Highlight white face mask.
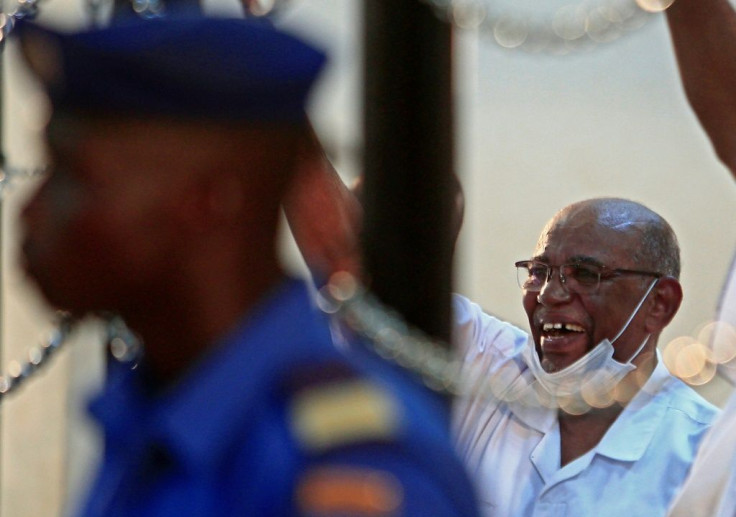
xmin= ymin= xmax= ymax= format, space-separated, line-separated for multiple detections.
xmin=518 ymin=277 xmax=659 ymax=410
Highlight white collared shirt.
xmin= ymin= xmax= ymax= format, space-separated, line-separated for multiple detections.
xmin=452 ymin=295 xmax=719 ymax=517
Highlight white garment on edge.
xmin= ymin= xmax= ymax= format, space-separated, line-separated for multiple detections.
xmin=451 ymin=294 xmax=720 ymax=517
xmin=668 ymin=253 xmax=736 ymax=517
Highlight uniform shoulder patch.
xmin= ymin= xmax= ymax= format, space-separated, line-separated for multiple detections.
xmin=296 ymin=466 xmax=404 ymax=516
xmin=286 ymin=363 xmax=400 ymax=453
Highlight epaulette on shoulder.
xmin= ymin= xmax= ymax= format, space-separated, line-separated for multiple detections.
xmin=285 ymin=361 xmax=401 ymax=454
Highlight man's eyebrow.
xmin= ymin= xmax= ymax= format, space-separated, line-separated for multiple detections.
xmin=529 ymin=254 xmax=604 ymax=266
xmin=567 ymin=255 xmax=604 ymax=267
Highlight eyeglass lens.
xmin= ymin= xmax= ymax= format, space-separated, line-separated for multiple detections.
xmin=517 ymin=263 xmax=601 ymax=294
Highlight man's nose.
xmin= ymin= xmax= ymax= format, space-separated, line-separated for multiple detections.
xmin=536 ymin=267 xmax=571 ymax=305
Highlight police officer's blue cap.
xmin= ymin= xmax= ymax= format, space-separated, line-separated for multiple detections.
xmin=15 ymin=16 xmax=326 ymax=122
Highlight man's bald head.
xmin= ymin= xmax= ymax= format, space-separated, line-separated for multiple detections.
xmin=541 ymin=198 xmax=681 ymax=279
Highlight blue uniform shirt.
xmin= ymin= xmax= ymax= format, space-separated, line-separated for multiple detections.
xmin=78 ymin=279 xmax=479 ymax=516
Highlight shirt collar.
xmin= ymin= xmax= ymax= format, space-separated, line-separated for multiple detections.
xmin=90 ymin=278 xmax=332 ymax=474
xmin=508 ymin=351 xmax=673 ymax=453
xmin=594 ymin=352 xmax=671 ymax=461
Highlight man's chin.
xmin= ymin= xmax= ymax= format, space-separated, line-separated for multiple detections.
xmin=541 ymin=354 xmax=580 ymax=373
xmin=541 ymin=358 xmax=563 ymax=373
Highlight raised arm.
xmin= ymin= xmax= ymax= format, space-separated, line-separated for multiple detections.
xmin=665 ymin=0 xmax=736 ymax=174
xmin=283 ymin=128 xmax=363 ymax=282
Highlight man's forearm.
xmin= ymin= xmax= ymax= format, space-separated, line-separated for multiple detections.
xmin=283 ymin=131 xmax=362 ymax=280
xmin=666 ymin=0 xmax=736 ymax=174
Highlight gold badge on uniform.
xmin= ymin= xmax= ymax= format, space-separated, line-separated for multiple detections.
xmin=289 ymin=380 xmax=399 ymax=452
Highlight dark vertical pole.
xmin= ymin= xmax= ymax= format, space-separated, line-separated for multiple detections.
xmin=361 ymin=2 xmax=455 ymax=345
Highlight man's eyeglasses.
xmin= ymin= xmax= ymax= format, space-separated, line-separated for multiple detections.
xmin=514 ymin=260 xmax=662 ymax=295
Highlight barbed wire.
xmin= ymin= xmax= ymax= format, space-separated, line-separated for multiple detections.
xmin=0 ymin=162 xmax=47 ymax=197
xmin=0 ymin=313 xmax=74 ymax=400
xmin=317 ymin=272 xmax=464 ymax=395
xmin=423 ymin=0 xmax=671 ymax=55
xmin=0 ymin=0 xmax=670 ymax=56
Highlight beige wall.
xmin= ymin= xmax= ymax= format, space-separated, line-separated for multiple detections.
xmin=0 ymin=0 xmax=734 ymax=515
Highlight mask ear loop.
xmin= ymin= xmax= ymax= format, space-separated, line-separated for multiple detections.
xmin=609 ymin=277 xmax=659 ymax=358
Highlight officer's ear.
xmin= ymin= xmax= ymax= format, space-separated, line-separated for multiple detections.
xmin=644 ymin=276 xmax=682 ymax=332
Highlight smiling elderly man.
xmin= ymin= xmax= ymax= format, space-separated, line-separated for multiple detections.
xmin=287 ymin=147 xmax=720 ymax=516
xmin=453 ymin=197 xmax=719 ymax=516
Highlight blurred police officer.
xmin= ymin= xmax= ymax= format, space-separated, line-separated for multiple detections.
xmin=15 ymin=15 xmax=479 ymax=517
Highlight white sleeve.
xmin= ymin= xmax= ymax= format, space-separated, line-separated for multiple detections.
xmin=451 ymin=294 xmax=528 ymax=363
xmin=451 ymin=294 xmax=529 ymax=443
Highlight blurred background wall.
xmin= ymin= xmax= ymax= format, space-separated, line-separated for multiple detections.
xmin=0 ymin=0 xmax=734 ymax=515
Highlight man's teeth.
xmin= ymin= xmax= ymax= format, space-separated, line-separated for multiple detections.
xmin=542 ymin=322 xmax=584 ymax=332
